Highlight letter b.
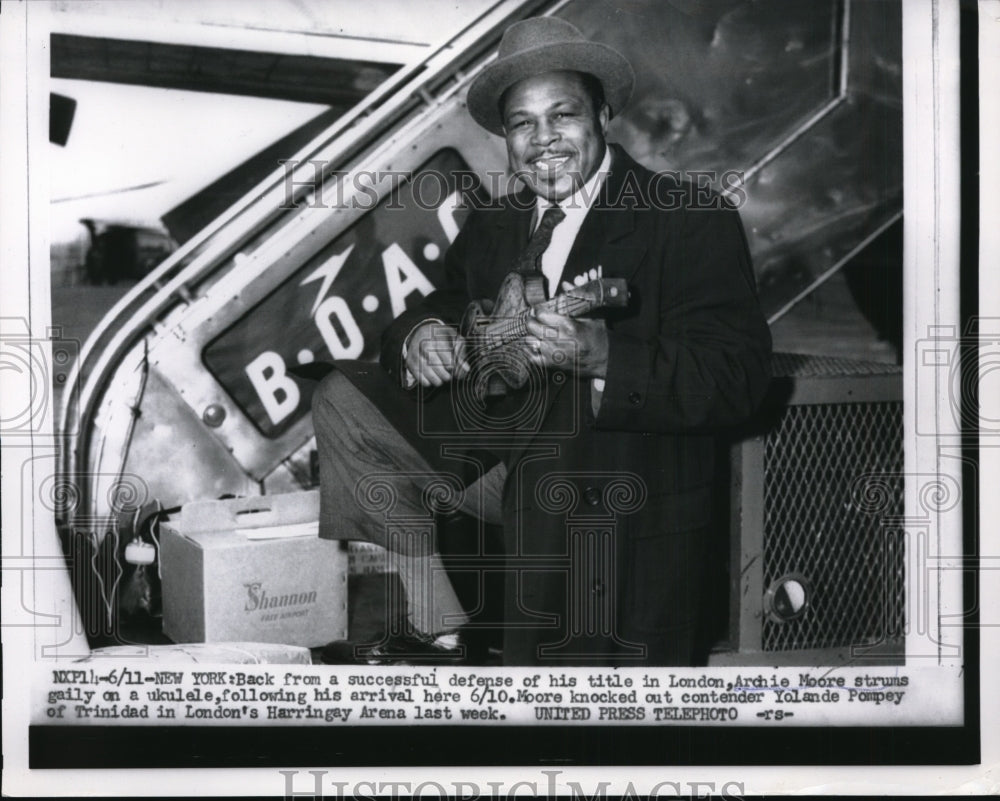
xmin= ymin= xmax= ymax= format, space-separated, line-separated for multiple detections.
xmin=246 ymin=351 xmax=300 ymax=426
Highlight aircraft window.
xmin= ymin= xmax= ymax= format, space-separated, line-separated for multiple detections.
xmin=557 ymin=0 xmax=901 ymax=351
xmin=558 ymin=0 xmax=844 ymax=174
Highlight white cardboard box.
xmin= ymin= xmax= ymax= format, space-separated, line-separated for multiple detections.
xmin=161 ymin=490 xmax=348 ymax=648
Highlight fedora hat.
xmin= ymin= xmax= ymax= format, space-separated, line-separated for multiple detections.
xmin=467 ymin=16 xmax=634 ymax=136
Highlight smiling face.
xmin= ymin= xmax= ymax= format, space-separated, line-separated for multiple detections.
xmin=501 ymin=70 xmax=609 ymax=202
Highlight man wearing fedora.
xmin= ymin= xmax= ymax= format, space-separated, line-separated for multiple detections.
xmin=313 ymin=16 xmax=771 ymax=666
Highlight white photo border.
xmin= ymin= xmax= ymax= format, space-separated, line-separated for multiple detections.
xmin=2 ymin=0 xmax=995 ymax=795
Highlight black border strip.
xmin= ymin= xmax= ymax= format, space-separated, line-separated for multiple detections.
xmin=29 ymin=724 xmax=978 ymax=768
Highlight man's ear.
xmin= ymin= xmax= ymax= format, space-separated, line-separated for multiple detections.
xmin=598 ymin=102 xmax=611 ymax=135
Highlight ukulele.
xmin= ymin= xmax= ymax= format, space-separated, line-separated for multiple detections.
xmin=459 ymin=271 xmax=628 ymax=401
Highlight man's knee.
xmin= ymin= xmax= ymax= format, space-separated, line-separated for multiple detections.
xmin=312 ymin=369 xmax=351 ymax=413
xmin=311 ymin=370 xmax=367 ymax=453
xmin=312 ymin=368 xmax=372 ymax=430
xmin=311 ymin=366 xmax=402 ymax=456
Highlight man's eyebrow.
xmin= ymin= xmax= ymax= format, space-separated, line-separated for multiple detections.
xmin=548 ymin=99 xmax=583 ymax=111
xmin=504 ymin=97 xmax=584 ymax=120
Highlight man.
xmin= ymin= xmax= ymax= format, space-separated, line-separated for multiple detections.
xmin=313 ymin=16 xmax=771 ymax=666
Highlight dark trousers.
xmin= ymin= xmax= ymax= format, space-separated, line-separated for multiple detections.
xmin=312 ymin=361 xmax=702 ymax=665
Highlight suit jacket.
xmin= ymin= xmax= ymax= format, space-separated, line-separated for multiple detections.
xmin=379 ymin=144 xmax=772 ymax=664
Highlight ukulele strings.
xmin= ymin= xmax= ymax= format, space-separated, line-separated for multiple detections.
xmin=477 ymin=293 xmax=593 ymax=352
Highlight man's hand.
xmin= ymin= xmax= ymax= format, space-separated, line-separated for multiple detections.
xmin=406 ymin=321 xmax=470 ymax=387
xmin=524 ymin=309 xmax=609 ymax=379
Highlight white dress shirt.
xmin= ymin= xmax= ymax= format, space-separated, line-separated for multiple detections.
xmin=535 ymin=147 xmax=612 ymax=396
xmin=533 ymin=146 xmax=612 ymax=298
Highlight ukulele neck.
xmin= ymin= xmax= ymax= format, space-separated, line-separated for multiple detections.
xmin=478 ymin=284 xmax=617 ymax=350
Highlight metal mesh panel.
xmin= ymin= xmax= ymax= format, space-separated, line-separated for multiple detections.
xmin=761 ymin=401 xmax=904 ymax=651
xmin=771 ymin=352 xmax=903 ymax=379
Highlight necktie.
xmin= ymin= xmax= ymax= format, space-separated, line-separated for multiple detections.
xmin=516 ymin=205 xmax=565 ymax=276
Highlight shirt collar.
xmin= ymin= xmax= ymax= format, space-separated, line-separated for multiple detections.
xmin=536 ymin=146 xmax=611 ymax=218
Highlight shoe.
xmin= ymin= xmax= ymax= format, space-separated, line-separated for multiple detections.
xmin=365 ymin=631 xmax=465 ymax=664
xmin=320 ymin=631 xmax=463 ymax=666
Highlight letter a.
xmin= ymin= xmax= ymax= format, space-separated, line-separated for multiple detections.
xmin=382 ymin=243 xmax=434 ymax=317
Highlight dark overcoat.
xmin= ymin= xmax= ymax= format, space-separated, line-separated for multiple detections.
xmin=355 ymin=144 xmax=772 ymax=665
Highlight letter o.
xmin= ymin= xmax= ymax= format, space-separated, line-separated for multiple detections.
xmin=412 ymin=170 xmax=447 ymax=210
xmin=413 ymin=780 xmax=447 ymax=798
xmin=315 ymin=296 xmax=364 ymax=359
